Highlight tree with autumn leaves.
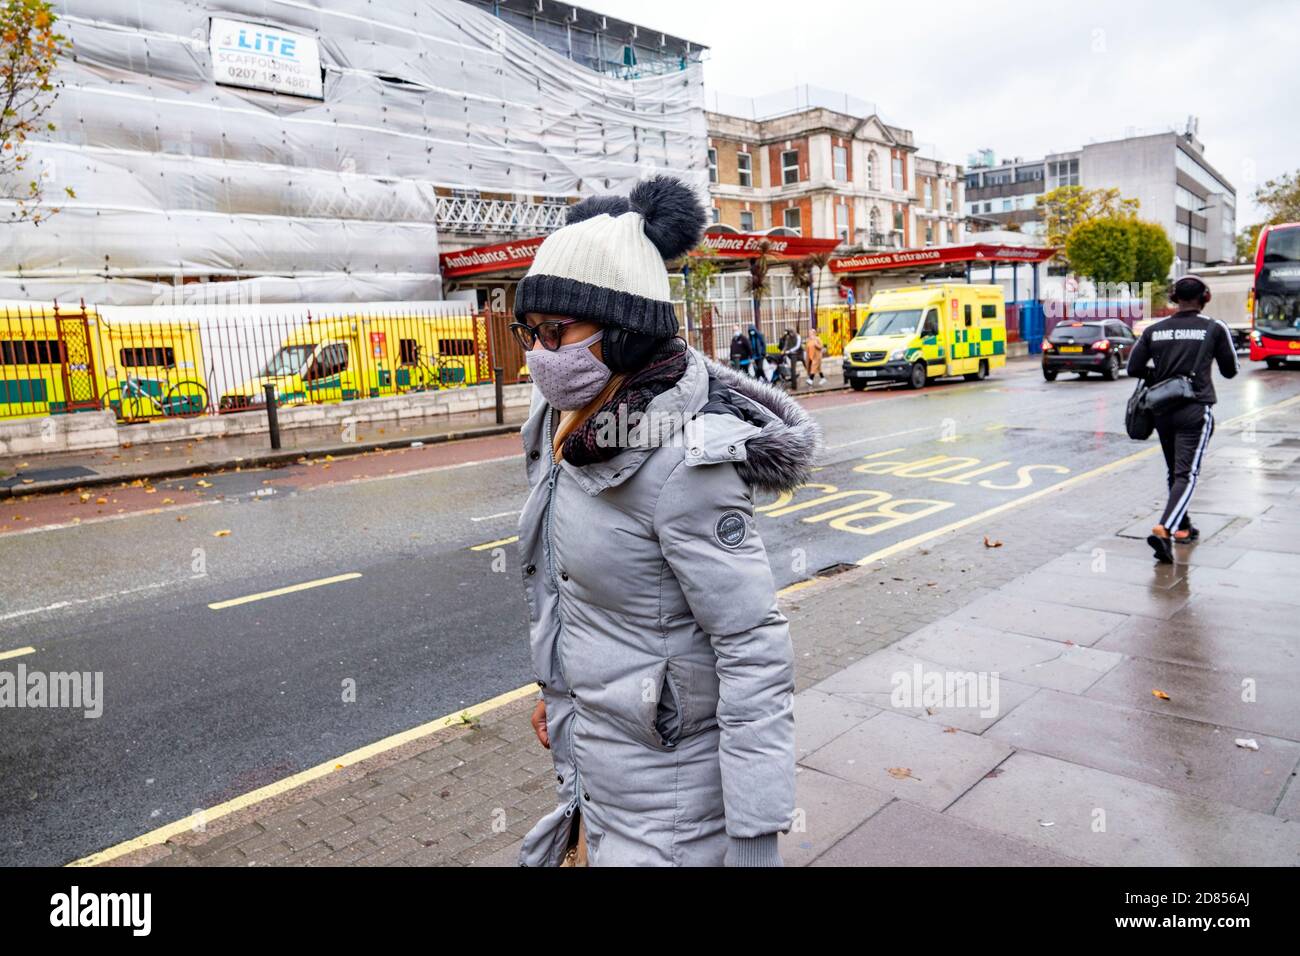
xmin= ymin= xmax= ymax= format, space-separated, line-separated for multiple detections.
xmin=2 ymin=0 xmax=71 ymax=225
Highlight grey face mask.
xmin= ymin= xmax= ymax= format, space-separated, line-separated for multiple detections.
xmin=525 ymin=329 xmax=610 ymax=410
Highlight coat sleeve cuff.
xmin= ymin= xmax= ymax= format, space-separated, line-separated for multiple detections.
xmin=725 ymin=833 xmax=783 ymax=867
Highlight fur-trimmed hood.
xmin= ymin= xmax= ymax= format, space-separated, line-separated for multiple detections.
xmin=697 ymin=354 xmax=822 ymax=495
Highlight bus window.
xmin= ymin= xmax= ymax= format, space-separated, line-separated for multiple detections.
xmin=120 ymin=347 xmax=176 ymax=368
xmin=306 ymin=343 xmax=349 ymax=380
xmin=2 ymin=340 xmax=63 ymax=364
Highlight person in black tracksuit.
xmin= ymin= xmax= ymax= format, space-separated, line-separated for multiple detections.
xmin=1126 ymin=275 xmax=1239 ymax=563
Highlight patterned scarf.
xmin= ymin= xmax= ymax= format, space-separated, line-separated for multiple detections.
xmin=561 ymin=337 xmax=689 ymax=467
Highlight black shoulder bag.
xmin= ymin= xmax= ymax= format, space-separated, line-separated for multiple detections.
xmin=1126 ymin=320 xmax=1216 ymax=440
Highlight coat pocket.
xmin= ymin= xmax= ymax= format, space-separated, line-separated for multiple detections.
xmin=652 ymin=668 xmax=684 ymax=748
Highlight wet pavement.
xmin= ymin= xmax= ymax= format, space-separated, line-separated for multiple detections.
xmin=2 ymin=356 xmax=1299 ymax=865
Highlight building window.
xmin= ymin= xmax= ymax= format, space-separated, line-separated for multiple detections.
xmin=893 ymin=207 xmax=904 ymax=233
xmin=869 ymin=206 xmax=881 ymax=239
xmin=781 ymin=149 xmax=800 ymax=186
xmin=711 ymin=206 xmax=720 ymax=224
xmin=783 ymin=206 xmax=802 ymax=233
xmin=1050 ymin=158 xmax=1079 ymax=188
xmin=923 ymin=179 xmax=933 ymax=209
xmin=737 ymin=151 xmax=752 ymax=188
xmin=707 ymin=148 xmax=718 ymax=184
xmin=925 ymin=222 xmax=934 ymax=246
xmin=835 ymin=202 xmax=849 ymax=241
xmin=739 ymin=209 xmax=754 ymax=231
xmin=892 ymin=155 xmax=904 ymax=191
xmin=833 ymin=145 xmax=848 ymax=182
xmin=1002 ymin=199 xmax=1012 ymax=212
xmin=943 ymin=182 xmax=953 ymax=212
xmin=867 ymin=150 xmax=879 ymax=190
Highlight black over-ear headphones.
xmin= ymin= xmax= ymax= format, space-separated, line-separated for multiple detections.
xmin=601 ymin=326 xmax=661 ymax=374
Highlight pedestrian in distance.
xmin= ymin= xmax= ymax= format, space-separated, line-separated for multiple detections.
xmin=508 ymin=175 xmax=819 ymax=866
xmin=747 ymin=323 xmax=767 ymax=381
xmin=729 ymin=324 xmax=752 ymax=373
xmin=806 ymin=325 xmax=827 ymax=385
xmin=1126 ymin=274 xmax=1238 ymax=563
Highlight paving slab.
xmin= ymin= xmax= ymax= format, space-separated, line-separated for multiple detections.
xmin=895 ymin=619 xmax=1124 ymax=695
xmin=811 ymin=797 xmax=1085 ymax=867
xmin=793 ymin=689 xmax=879 ymax=761
xmin=781 ymin=767 xmax=894 ymax=867
xmin=946 ymin=751 xmax=1300 ymax=866
xmin=1002 ymin=569 xmax=1192 ymax=620
xmin=1084 ymin=656 xmax=1300 ymax=743
xmin=1036 ymin=549 xmax=1189 ymax=589
xmin=985 ymin=689 xmax=1300 ymax=814
xmin=809 ymin=646 xmax=1038 ymax=733
xmin=800 ymin=711 xmax=1013 ymax=811
xmin=1117 ymin=511 xmax=1235 ymax=541
xmin=1094 ymin=613 xmax=1300 ymax=678
xmin=950 ymin=590 xmax=1129 ymax=646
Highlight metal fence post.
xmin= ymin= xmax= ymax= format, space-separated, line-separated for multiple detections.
xmin=494 ymin=366 xmax=504 ymax=424
xmin=264 ymin=383 xmax=280 ymax=449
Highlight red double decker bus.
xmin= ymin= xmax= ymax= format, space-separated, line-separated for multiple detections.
xmin=1248 ymin=222 xmax=1300 ymax=367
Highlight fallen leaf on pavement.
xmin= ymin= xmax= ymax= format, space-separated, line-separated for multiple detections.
xmin=212 ymin=529 xmax=231 ymax=537
xmin=95 ymin=497 xmax=108 ymax=505
xmin=1152 ymin=689 xmax=1171 ymax=701
xmin=1234 ymin=738 xmax=1259 ymax=751
xmin=886 ymin=767 xmax=917 ymax=780
xmin=983 ymin=535 xmax=1003 ymax=548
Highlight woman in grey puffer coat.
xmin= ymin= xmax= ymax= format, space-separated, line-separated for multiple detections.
xmin=509 ymin=177 xmax=820 ymax=867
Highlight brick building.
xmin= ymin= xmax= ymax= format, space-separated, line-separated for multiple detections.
xmin=705 ymin=88 xmax=964 ymax=252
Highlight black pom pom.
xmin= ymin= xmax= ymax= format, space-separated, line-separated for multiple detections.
xmin=628 ymin=175 xmax=708 ymax=260
xmin=566 ymin=195 xmax=631 ymax=225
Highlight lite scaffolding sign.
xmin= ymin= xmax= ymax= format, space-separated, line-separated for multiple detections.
xmin=209 ymin=16 xmax=324 ymax=99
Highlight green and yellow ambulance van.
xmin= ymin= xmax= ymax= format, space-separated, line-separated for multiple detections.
xmin=841 ymin=284 xmax=1007 ymax=390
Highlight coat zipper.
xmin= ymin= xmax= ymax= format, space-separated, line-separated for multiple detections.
xmin=542 ymin=407 xmax=584 ymax=824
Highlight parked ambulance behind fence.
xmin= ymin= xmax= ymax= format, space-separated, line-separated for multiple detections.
xmin=842 ymin=284 xmax=1007 ymax=390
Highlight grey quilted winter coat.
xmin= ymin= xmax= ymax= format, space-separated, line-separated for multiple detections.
xmin=515 ymin=346 xmax=820 ymax=866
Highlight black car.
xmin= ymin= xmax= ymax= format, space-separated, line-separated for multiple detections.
xmin=1041 ymin=320 xmax=1136 ymax=381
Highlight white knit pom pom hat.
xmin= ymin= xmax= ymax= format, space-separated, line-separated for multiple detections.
xmin=513 ymin=175 xmax=708 ymax=338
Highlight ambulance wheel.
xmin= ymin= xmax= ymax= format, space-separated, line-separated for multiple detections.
xmin=907 ymin=362 xmax=927 ymax=390
xmin=1100 ymin=352 xmax=1118 ymax=380
xmin=964 ymin=360 xmax=989 ymax=382
xmin=849 ymin=379 xmax=867 ymax=391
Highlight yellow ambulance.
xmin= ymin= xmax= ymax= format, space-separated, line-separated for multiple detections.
xmin=218 ymin=311 xmax=485 ymax=412
xmin=841 ymin=284 xmax=1007 ymax=390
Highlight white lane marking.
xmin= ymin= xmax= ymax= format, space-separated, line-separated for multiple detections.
xmin=0 ymin=500 xmax=222 ymax=538
xmin=824 ymin=425 xmax=937 ymax=451
xmin=0 ymin=580 xmax=176 ymax=623
xmin=470 ymin=509 xmax=520 ymax=522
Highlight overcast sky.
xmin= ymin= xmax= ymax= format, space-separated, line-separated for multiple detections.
xmin=590 ymin=0 xmax=1296 ymax=227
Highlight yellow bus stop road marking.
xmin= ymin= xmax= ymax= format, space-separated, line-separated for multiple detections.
xmin=470 ymin=535 xmax=518 ymax=551
xmin=855 ymin=392 xmax=1300 ymax=567
xmin=207 ymin=572 xmax=363 ymax=611
xmin=0 ymin=646 xmax=36 ymax=662
xmin=68 ymin=681 xmax=541 ymax=867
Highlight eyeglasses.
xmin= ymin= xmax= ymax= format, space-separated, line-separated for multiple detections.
xmin=509 ymin=317 xmax=576 ymax=352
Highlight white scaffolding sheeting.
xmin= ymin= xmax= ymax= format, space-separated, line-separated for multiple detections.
xmin=0 ymin=0 xmax=707 ymax=305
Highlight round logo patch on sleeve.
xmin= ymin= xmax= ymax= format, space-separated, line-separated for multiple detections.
xmin=714 ymin=510 xmax=749 ymax=549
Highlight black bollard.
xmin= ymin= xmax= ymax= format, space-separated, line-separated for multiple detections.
xmin=494 ymin=366 xmax=504 ymax=425
xmin=264 ymin=383 xmax=280 ymax=449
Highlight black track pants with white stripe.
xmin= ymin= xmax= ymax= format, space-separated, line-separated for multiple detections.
xmin=1155 ymin=401 xmax=1215 ymax=532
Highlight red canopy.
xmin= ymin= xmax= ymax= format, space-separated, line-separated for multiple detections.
xmin=439 ymin=229 xmax=844 ymax=280
xmin=830 ymin=243 xmax=1055 ymax=275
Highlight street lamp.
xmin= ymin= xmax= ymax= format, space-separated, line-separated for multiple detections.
xmin=1184 ymin=202 xmax=1211 ymax=274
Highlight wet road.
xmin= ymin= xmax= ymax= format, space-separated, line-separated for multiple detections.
xmin=3 ymin=357 xmax=1299 ymax=865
